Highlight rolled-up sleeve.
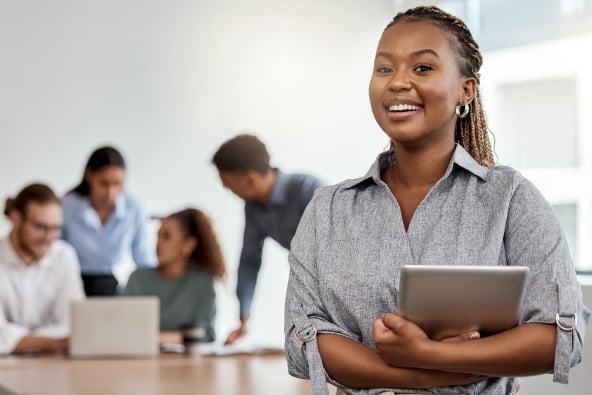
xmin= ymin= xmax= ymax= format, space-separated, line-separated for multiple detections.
xmin=504 ymin=178 xmax=591 ymax=383
xmin=33 ymin=244 xmax=85 ymax=338
xmin=237 ymin=209 xmax=265 ymax=318
xmin=131 ymin=202 xmax=157 ymax=268
xmin=284 ymin=191 xmax=356 ymax=393
xmin=0 ymin=312 xmax=28 ymax=354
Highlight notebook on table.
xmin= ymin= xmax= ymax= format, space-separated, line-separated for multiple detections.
xmin=397 ymin=265 xmax=529 ymax=340
xmin=69 ymin=296 xmax=159 ymax=357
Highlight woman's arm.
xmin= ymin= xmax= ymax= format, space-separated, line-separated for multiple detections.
xmin=191 ymin=276 xmax=216 ymax=342
xmin=159 ymin=331 xmax=183 ymax=345
xmin=374 ymin=313 xmax=556 ymax=377
xmin=130 ymin=200 xmax=157 ymax=267
xmin=318 ymin=333 xmax=486 ymax=389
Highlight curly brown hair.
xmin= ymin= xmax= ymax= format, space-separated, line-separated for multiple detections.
xmin=169 ymin=208 xmax=226 ymax=279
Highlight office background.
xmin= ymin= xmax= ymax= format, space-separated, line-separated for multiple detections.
xmin=0 ymin=0 xmax=392 ymax=349
xmin=1 ymin=0 xmax=591 ymax=392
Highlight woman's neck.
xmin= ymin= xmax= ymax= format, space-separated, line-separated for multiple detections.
xmin=388 ymin=142 xmax=455 ymax=188
xmin=382 ymin=142 xmax=456 ymax=231
xmin=90 ymin=201 xmax=115 ymax=225
xmin=159 ymin=259 xmax=189 ymax=279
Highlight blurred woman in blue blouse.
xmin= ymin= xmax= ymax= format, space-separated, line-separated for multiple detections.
xmin=62 ymin=146 xmax=156 ymax=296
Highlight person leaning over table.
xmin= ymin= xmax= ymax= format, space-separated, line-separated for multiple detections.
xmin=124 ymin=208 xmax=226 ymax=344
xmin=284 ymin=5 xmax=590 ymax=395
xmin=0 ymin=183 xmax=85 ymax=354
xmin=61 ymin=145 xmax=156 ymax=296
xmin=212 ymin=134 xmax=324 ymax=345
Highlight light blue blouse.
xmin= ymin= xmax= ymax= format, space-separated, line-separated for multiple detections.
xmin=61 ymin=192 xmax=157 ymax=275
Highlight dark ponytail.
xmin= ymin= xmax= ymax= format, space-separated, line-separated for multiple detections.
xmin=71 ymin=146 xmax=126 ymax=196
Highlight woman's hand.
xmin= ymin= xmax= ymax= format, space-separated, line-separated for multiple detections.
xmin=373 ymin=313 xmax=429 ymax=368
xmin=373 ymin=313 xmax=480 ymax=368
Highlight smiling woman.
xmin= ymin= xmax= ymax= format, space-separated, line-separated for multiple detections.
xmin=284 ymin=5 xmax=589 ymax=395
xmin=370 ymin=8 xmax=494 ymax=169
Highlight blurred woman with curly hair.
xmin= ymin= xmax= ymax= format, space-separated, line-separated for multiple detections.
xmin=125 ymin=208 xmax=226 ymax=344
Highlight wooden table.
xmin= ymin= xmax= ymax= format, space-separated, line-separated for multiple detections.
xmin=0 ymin=350 xmax=315 ymax=395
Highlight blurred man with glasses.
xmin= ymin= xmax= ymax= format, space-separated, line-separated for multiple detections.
xmin=0 ymin=183 xmax=84 ymax=354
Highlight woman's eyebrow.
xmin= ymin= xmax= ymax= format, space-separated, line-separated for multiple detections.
xmin=410 ymin=48 xmax=440 ymax=58
xmin=375 ymin=48 xmax=440 ymax=60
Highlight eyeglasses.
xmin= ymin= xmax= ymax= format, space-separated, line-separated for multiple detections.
xmin=24 ymin=217 xmax=63 ymax=235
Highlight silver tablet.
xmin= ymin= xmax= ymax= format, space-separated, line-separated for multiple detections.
xmin=397 ymin=265 xmax=529 ymax=340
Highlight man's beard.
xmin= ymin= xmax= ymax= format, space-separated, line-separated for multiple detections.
xmin=16 ymin=227 xmax=45 ymax=262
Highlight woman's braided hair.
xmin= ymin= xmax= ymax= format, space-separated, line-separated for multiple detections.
xmin=386 ymin=6 xmax=495 ymax=167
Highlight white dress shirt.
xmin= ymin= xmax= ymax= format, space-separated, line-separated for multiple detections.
xmin=0 ymin=237 xmax=85 ymax=354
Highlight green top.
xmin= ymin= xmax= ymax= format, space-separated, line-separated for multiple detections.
xmin=124 ymin=266 xmax=216 ymax=341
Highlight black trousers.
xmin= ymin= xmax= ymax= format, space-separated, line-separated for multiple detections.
xmin=81 ymin=274 xmax=119 ymax=296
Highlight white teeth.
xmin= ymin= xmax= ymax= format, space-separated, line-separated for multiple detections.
xmin=388 ymin=104 xmax=420 ymax=112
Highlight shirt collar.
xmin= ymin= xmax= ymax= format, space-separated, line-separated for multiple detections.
xmin=268 ymin=169 xmax=289 ymax=205
xmin=342 ymin=144 xmax=488 ymax=190
xmin=450 ymin=144 xmax=488 ymax=180
xmin=113 ymin=194 xmax=127 ymax=219
xmin=0 ymin=237 xmax=52 ymax=269
xmin=81 ymin=193 xmax=127 ymax=225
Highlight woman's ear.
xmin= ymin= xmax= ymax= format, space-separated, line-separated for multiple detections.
xmin=460 ymin=77 xmax=477 ymax=105
xmin=184 ymin=237 xmax=198 ymax=256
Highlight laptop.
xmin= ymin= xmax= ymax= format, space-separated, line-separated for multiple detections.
xmin=69 ymin=296 xmax=160 ymax=357
xmin=397 ymin=265 xmax=529 ymax=340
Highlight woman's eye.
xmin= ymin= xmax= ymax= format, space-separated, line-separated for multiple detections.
xmin=376 ymin=66 xmax=393 ymax=73
xmin=414 ymin=64 xmax=433 ymax=73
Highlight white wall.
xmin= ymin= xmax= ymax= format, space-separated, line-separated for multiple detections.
xmin=2 ymin=3 xmax=590 ymax=392
xmin=0 ymin=0 xmax=393 ymax=347
xmin=481 ymin=33 xmax=592 ymax=272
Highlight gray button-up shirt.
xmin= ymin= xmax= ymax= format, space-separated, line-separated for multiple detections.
xmin=285 ymin=145 xmax=590 ymax=395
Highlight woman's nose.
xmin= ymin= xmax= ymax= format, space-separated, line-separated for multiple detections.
xmin=389 ymin=69 xmax=412 ymax=91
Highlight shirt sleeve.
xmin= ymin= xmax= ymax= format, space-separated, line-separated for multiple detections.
xmin=122 ymin=270 xmax=143 ymax=296
xmin=504 ymin=177 xmax=591 ymax=384
xmin=130 ymin=201 xmax=157 ymax=268
xmin=301 ymin=176 xmax=324 ymax=201
xmin=236 ymin=207 xmax=265 ymax=317
xmin=32 ymin=244 xmax=86 ymax=338
xmin=192 ymin=275 xmax=216 ymax=342
xmin=284 ymin=191 xmax=358 ymax=394
xmin=0 ymin=306 xmax=28 ymax=354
